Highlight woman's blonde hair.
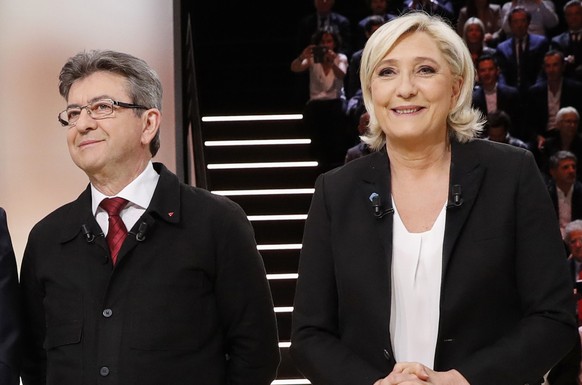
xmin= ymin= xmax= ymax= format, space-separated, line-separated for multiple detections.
xmin=360 ymin=12 xmax=484 ymax=150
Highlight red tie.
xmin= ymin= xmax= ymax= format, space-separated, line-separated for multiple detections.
xmin=100 ymin=197 xmax=128 ymax=265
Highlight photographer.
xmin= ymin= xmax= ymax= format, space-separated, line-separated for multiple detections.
xmin=291 ymin=27 xmax=350 ymax=172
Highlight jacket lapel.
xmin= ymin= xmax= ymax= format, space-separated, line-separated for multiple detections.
xmin=116 ymin=163 xmax=182 ymax=265
xmin=360 ymin=148 xmax=396 ymax=363
xmin=442 ymin=140 xmax=485 ymax=274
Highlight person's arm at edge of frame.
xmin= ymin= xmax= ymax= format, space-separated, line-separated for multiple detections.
xmin=214 ymin=198 xmax=280 ymax=385
xmin=19 ymin=225 xmax=47 ymax=385
xmin=0 ymin=208 xmax=21 ymax=385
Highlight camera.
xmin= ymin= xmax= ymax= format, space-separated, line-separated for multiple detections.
xmin=312 ymin=45 xmax=328 ymax=63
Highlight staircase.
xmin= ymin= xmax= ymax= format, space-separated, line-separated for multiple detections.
xmin=177 ymin=0 xmax=369 ymax=382
xmin=201 ymin=116 xmax=318 ymax=380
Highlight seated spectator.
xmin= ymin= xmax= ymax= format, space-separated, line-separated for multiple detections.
xmin=484 ymin=110 xmax=530 ymax=149
xmin=456 ymin=0 xmax=503 ymax=47
xmin=495 ymin=7 xmax=549 ymax=93
xmin=547 ymin=219 xmax=582 ymax=384
xmin=472 ymin=54 xmax=524 ymax=139
xmin=345 ymin=111 xmax=372 ymax=163
xmin=499 ymin=0 xmax=559 ymax=37
xmin=541 ymin=107 xmax=582 ymax=180
xmin=355 ymin=0 xmax=397 ymax=50
xmin=296 ymin=0 xmax=353 ymax=57
xmin=462 ymin=17 xmax=497 ymax=68
xmin=528 ymin=50 xmax=582 ymax=149
xmin=551 ymin=0 xmax=582 ymax=82
xmin=547 ymin=150 xmax=582 ymax=237
xmin=346 ymin=15 xmax=386 ymax=100
xmin=401 ymin=0 xmax=455 ymax=24
xmin=346 ymin=88 xmax=366 ymax=131
xmin=291 ymin=27 xmax=350 ymax=172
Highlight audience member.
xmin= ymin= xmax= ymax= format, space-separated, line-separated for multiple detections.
xmin=401 ymin=0 xmax=456 ymax=23
xmin=551 ymin=0 xmax=582 ymax=82
xmin=548 ymin=219 xmax=582 ymax=385
xmin=472 ymin=54 xmax=524 ymax=139
xmin=19 ymin=50 xmax=280 ymax=385
xmin=462 ymin=17 xmax=497 ymax=67
xmin=0 ymin=208 xmax=20 ymax=385
xmin=347 ymin=15 xmax=386 ymax=99
xmin=291 ymin=27 xmax=350 ymax=171
xmin=484 ymin=110 xmax=530 ymax=148
xmin=344 ymin=111 xmax=372 ymax=163
xmin=547 ymin=151 xmax=582 ymax=237
xmin=495 ymin=7 xmax=549 ymax=92
xmin=355 ymin=0 xmax=397 ymax=50
xmin=499 ymin=0 xmax=559 ymax=37
xmin=297 ymin=0 xmax=353 ymax=57
xmin=528 ymin=50 xmax=582 ymax=148
xmin=541 ymin=107 xmax=582 ymax=179
xmin=456 ymin=0 xmax=503 ymax=46
xmin=566 ymin=220 xmax=582 ymax=314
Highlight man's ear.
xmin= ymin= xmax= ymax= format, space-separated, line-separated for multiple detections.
xmin=141 ymin=109 xmax=161 ymax=146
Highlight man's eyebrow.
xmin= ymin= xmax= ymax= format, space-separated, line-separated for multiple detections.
xmin=66 ymin=95 xmax=113 ymax=109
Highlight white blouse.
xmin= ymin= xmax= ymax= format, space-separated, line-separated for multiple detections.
xmin=390 ymin=199 xmax=446 ymax=368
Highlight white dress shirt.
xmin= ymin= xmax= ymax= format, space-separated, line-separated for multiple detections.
xmin=390 ymin=199 xmax=446 ymax=368
xmin=92 ymin=161 xmax=160 ymax=235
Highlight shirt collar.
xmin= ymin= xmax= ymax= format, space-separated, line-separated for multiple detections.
xmin=91 ymin=161 xmax=160 ymax=215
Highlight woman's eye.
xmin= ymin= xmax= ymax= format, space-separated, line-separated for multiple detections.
xmin=378 ymin=67 xmax=396 ymax=77
xmin=418 ymin=66 xmax=436 ymax=74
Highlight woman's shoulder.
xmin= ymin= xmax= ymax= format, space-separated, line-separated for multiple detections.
xmin=459 ymin=138 xmax=531 ymax=164
xmin=321 ymin=150 xmax=383 ymax=183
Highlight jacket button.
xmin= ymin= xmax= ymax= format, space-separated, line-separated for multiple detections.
xmin=102 ymin=309 xmax=113 ymax=318
xmin=99 ymin=366 xmax=110 ymax=376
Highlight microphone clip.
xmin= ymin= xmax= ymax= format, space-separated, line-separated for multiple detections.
xmin=135 ymin=221 xmax=148 ymax=242
xmin=369 ymin=193 xmax=393 ymax=219
xmin=451 ymin=184 xmax=463 ymax=207
xmin=81 ymin=224 xmax=96 ymax=243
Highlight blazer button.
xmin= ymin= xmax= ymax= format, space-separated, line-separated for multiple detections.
xmin=102 ymin=309 xmax=113 ymax=318
xmin=99 ymin=366 xmax=110 ymax=376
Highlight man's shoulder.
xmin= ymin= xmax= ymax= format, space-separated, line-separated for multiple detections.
xmin=530 ymin=33 xmax=549 ymax=46
xmin=551 ymin=32 xmax=568 ymax=44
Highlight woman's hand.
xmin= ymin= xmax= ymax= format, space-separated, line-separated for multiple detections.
xmin=374 ymin=362 xmax=470 ymax=385
xmin=323 ymin=48 xmax=337 ymax=64
xmin=300 ymin=45 xmax=316 ymax=61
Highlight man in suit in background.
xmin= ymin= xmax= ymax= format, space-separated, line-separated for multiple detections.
xmin=547 ymin=150 xmax=582 ymax=238
xmin=551 ymin=0 xmax=582 ymax=82
xmin=495 ymin=7 xmax=549 ymax=93
xmin=0 ymin=207 xmax=20 ymax=385
xmin=19 ymin=50 xmax=280 ymax=385
xmin=528 ymin=50 xmax=582 ymax=149
xmin=472 ymin=54 xmax=523 ymax=140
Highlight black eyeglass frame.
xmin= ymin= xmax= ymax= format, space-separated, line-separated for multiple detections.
xmin=58 ymin=98 xmax=150 ymax=127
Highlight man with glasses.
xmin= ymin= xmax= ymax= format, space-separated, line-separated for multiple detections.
xmin=19 ymin=50 xmax=280 ymax=385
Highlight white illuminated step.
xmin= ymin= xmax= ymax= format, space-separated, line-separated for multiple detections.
xmin=207 ymin=161 xmax=317 ymax=170
xmin=248 ymin=214 xmax=307 ymax=221
xmin=259 ymin=244 xmax=302 ymax=251
xmin=274 ymin=307 xmax=294 ymax=313
xmin=271 ymin=379 xmax=311 ymax=385
xmin=202 ymin=114 xmax=302 ymax=122
xmin=205 ymin=139 xmax=311 ymax=146
xmin=212 ymin=188 xmax=314 ymax=196
xmin=267 ymin=273 xmax=299 ymax=280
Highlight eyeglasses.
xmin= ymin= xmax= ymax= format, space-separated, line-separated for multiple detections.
xmin=58 ymin=98 xmax=150 ymax=127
